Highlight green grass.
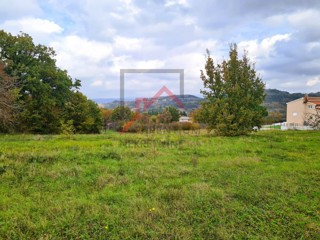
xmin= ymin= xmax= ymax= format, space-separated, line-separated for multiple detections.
xmin=0 ymin=131 xmax=319 ymax=239
xmin=262 ymin=125 xmax=281 ymax=129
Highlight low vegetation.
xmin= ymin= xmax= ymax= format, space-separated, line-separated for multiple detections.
xmin=0 ymin=131 xmax=319 ymax=239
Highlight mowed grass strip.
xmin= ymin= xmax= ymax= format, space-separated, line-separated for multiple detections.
xmin=0 ymin=131 xmax=319 ymax=239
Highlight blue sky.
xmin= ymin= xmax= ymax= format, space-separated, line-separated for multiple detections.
xmin=1 ymin=0 xmax=320 ymax=99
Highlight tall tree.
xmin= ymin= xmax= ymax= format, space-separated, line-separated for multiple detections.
xmin=0 ymin=30 xmax=101 ymax=134
xmin=0 ymin=30 xmax=74 ymax=133
xmin=200 ymin=44 xmax=266 ymax=136
xmin=0 ymin=62 xmax=18 ymax=131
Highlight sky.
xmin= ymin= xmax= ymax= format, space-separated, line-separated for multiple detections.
xmin=1 ymin=0 xmax=320 ymax=99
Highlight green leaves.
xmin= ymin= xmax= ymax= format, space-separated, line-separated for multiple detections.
xmin=165 ymin=106 xmax=180 ymax=122
xmin=0 ymin=62 xmax=18 ymax=131
xmin=0 ymin=30 xmax=102 ymax=134
xmin=111 ymin=106 xmax=134 ymax=122
xmin=64 ymin=92 xmax=102 ymax=134
xmin=200 ymin=44 xmax=266 ymax=136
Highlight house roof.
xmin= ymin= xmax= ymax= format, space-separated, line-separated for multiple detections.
xmin=308 ymin=101 xmax=320 ymax=105
xmin=286 ymin=98 xmax=304 ymax=104
xmin=286 ymin=96 xmax=320 ymax=105
xmin=306 ymin=97 xmax=320 ymax=105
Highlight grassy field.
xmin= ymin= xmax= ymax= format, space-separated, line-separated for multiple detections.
xmin=0 ymin=130 xmax=319 ymax=239
xmin=261 ymin=125 xmax=282 ymax=130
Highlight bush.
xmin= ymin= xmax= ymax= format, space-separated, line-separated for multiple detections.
xmin=170 ymin=122 xmax=182 ymax=131
xmin=191 ymin=123 xmax=201 ymax=130
xmin=113 ymin=121 xmax=125 ymax=132
xmin=127 ymin=122 xmax=142 ymax=133
xmin=60 ymin=120 xmax=75 ymax=135
xmin=181 ymin=122 xmax=193 ymax=130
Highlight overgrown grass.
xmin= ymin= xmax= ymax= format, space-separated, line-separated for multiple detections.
xmin=0 ymin=131 xmax=319 ymax=239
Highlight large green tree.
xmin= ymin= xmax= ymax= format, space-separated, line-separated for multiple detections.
xmin=0 ymin=30 xmax=101 ymax=134
xmin=0 ymin=31 xmax=72 ymax=133
xmin=200 ymin=44 xmax=266 ymax=136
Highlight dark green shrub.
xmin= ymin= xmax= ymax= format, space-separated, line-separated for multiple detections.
xmin=170 ymin=122 xmax=181 ymax=131
xmin=181 ymin=122 xmax=193 ymax=130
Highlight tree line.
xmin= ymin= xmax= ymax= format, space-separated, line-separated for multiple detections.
xmin=1 ymin=30 xmax=269 ymax=136
xmin=101 ymin=106 xmax=199 ymax=133
xmin=0 ymin=30 xmax=189 ymax=135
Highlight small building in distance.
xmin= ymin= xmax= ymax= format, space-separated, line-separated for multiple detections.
xmin=179 ymin=116 xmax=191 ymax=123
xmin=286 ymin=96 xmax=320 ymax=127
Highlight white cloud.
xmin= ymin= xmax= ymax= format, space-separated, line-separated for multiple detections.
xmin=1 ymin=0 xmax=320 ymax=97
xmin=238 ymin=34 xmax=291 ymax=60
xmin=51 ymin=35 xmax=112 ymax=64
xmin=91 ymin=80 xmax=104 ymax=87
xmin=48 ymin=35 xmax=114 ymax=82
xmin=113 ymin=36 xmax=151 ymax=51
xmin=261 ymin=34 xmax=291 ymax=50
xmin=288 ymin=9 xmax=320 ymax=28
xmin=165 ymin=0 xmax=189 ymax=7
xmin=82 ymin=0 xmax=140 ymax=27
xmin=307 ymin=77 xmax=320 ymax=87
xmin=110 ymin=12 xmax=124 ymax=20
xmin=288 ymin=9 xmax=320 ymax=41
xmin=0 ymin=0 xmax=41 ymax=20
xmin=183 ymin=40 xmax=218 ymax=51
xmin=120 ymin=0 xmax=141 ymax=16
xmin=266 ymin=9 xmax=320 ymax=42
xmin=134 ymin=60 xmax=165 ymax=69
xmin=0 ymin=18 xmax=63 ymax=35
xmin=111 ymin=57 xmax=165 ymax=73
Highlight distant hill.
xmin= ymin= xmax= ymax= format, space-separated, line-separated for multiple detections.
xmin=93 ymin=98 xmax=119 ymax=104
xmin=93 ymin=89 xmax=320 ymax=119
xmin=264 ymin=89 xmax=320 ymax=121
xmin=95 ymin=95 xmax=203 ymax=113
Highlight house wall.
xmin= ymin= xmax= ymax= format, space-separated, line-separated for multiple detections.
xmin=286 ymin=98 xmax=305 ymax=126
xmin=305 ymin=102 xmax=317 ymax=115
xmin=286 ymin=98 xmax=317 ymax=126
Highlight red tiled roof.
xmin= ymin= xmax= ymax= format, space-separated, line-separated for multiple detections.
xmin=309 ymin=101 xmax=320 ymax=105
xmin=307 ymin=97 xmax=320 ymax=105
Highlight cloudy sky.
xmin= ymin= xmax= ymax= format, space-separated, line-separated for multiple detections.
xmin=1 ymin=0 xmax=320 ymax=99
